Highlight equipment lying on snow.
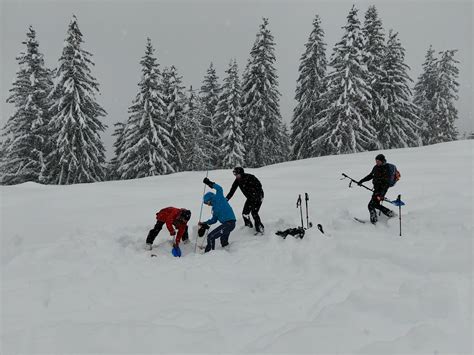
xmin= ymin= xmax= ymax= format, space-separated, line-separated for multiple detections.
xmin=276 ymin=193 xmax=324 ymax=239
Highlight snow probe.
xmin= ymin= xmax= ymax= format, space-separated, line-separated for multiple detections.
xmin=194 ymin=170 xmax=210 ymax=253
xmin=341 ymin=173 xmax=406 ymax=207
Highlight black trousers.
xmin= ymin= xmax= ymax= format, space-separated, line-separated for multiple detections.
xmin=368 ymin=188 xmax=391 ymax=215
xmin=242 ymin=198 xmax=264 ymax=229
xmin=146 ymin=221 xmax=188 ymax=245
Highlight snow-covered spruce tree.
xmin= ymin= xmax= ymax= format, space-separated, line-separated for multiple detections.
xmin=44 ymin=16 xmax=107 ymax=184
xmin=427 ymin=50 xmax=460 ymax=143
xmin=199 ymin=63 xmax=221 ymax=168
xmin=362 ymin=5 xmax=386 ymax=131
xmin=162 ymin=65 xmax=187 ymax=172
xmin=311 ymin=6 xmax=378 ymax=156
xmin=241 ymin=18 xmax=286 ymax=167
xmin=413 ymin=46 xmax=438 ymax=145
xmin=1 ymin=26 xmax=53 ymax=185
xmin=214 ymin=59 xmax=245 ymax=168
xmin=182 ymin=86 xmax=207 ymax=171
xmin=114 ymin=38 xmax=172 ymax=179
xmin=280 ymin=123 xmax=291 ymax=162
xmin=378 ymin=30 xmax=421 ymax=148
xmin=291 ymin=14 xmax=327 ymax=160
xmin=107 ymin=121 xmax=125 ymax=180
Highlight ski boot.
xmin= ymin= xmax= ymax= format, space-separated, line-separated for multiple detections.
xmin=145 ymin=243 xmax=152 ymax=251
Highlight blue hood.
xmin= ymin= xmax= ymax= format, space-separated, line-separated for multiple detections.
xmin=203 ymin=192 xmax=215 ymax=204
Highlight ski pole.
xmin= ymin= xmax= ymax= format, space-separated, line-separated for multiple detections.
xmin=194 ymin=170 xmax=209 ymax=253
xmin=397 ymin=194 xmax=402 ymax=237
xmin=341 ymin=173 xmax=374 ymax=193
xmin=304 ymin=192 xmax=325 ymax=234
xmin=305 ymin=193 xmax=310 ymax=229
xmin=297 ymin=194 xmax=304 ymax=229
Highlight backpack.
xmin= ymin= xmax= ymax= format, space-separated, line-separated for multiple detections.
xmin=387 ymin=163 xmax=401 ymax=187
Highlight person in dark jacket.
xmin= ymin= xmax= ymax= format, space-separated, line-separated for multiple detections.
xmin=199 ymin=178 xmax=236 ymax=253
xmin=226 ymin=167 xmax=264 ymax=234
xmin=358 ymin=154 xmax=395 ymax=224
xmin=145 ymin=207 xmax=191 ymax=256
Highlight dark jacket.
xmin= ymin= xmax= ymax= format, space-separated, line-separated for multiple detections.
xmin=360 ymin=164 xmax=391 ymax=193
xmin=226 ymin=173 xmax=264 ymax=201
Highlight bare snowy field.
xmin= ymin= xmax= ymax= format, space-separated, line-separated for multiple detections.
xmin=1 ymin=141 xmax=472 ymax=354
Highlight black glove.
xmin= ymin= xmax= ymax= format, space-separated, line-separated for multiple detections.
xmin=203 ymin=177 xmax=215 ymax=188
xmin=357 ymin=180 xmax=363 ymax=186
xmin=198 ymin=223 xmax=210 ymax=237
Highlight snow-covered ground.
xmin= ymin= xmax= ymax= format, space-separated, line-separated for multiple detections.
xmin=1 ymin=141 xmax=472 ymax=354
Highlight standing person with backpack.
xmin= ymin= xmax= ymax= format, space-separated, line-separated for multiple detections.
xmin=358 ymin=154 xmax=396 ymax=224
xmin=226 ymin=167 xmax=265 ymax=234
xmin=199 ymin=177 xmax=236 ymax=253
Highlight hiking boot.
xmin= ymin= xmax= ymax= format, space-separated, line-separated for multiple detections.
xmin=243 ymin=216 xmax=253 ymax=228
xmin=370 ymin=210 xmax=378 ymax=224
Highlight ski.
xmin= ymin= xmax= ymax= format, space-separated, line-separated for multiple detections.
xmin=354 ymin=217 xmax=369 ymax=224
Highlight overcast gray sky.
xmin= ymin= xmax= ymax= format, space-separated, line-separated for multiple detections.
xmin=1 ymin=0 xmax=472 ymax=158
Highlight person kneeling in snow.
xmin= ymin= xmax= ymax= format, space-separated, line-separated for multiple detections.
xmin=145 ymin=207 xmax=191 ymax=257
xmin=199 ymin=178 xmax=236 ymax=253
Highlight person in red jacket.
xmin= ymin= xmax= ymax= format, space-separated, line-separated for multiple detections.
xmin=145 ymin=207 xmax=191 ymax=255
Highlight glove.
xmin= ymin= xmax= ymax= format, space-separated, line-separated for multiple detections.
xmin=198 ymin=223 xmax=209 ymax=237
xmin=203 ymin=177 xmax=215 ymax=188
xmin=170 ymin=229 xmax=176 ymax=236
xmin=357 ymin=180 xmax=363 ymax=186
xmin=171 ymin=245 xmax=181 ymax=257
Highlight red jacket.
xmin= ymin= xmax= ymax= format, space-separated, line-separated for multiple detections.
xmin=156 ymin=207 xmax=188 ymax=246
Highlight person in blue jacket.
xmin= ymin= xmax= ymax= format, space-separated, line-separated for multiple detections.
xmin=198 ymin=177 xmax=236 ymax=253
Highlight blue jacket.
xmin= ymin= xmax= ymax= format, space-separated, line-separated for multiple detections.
xmin=203 ymin=183 xmax=236 ymax=225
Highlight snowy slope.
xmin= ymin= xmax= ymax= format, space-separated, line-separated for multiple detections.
xmin=1 ymin=141 xmax=472 ymax=354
